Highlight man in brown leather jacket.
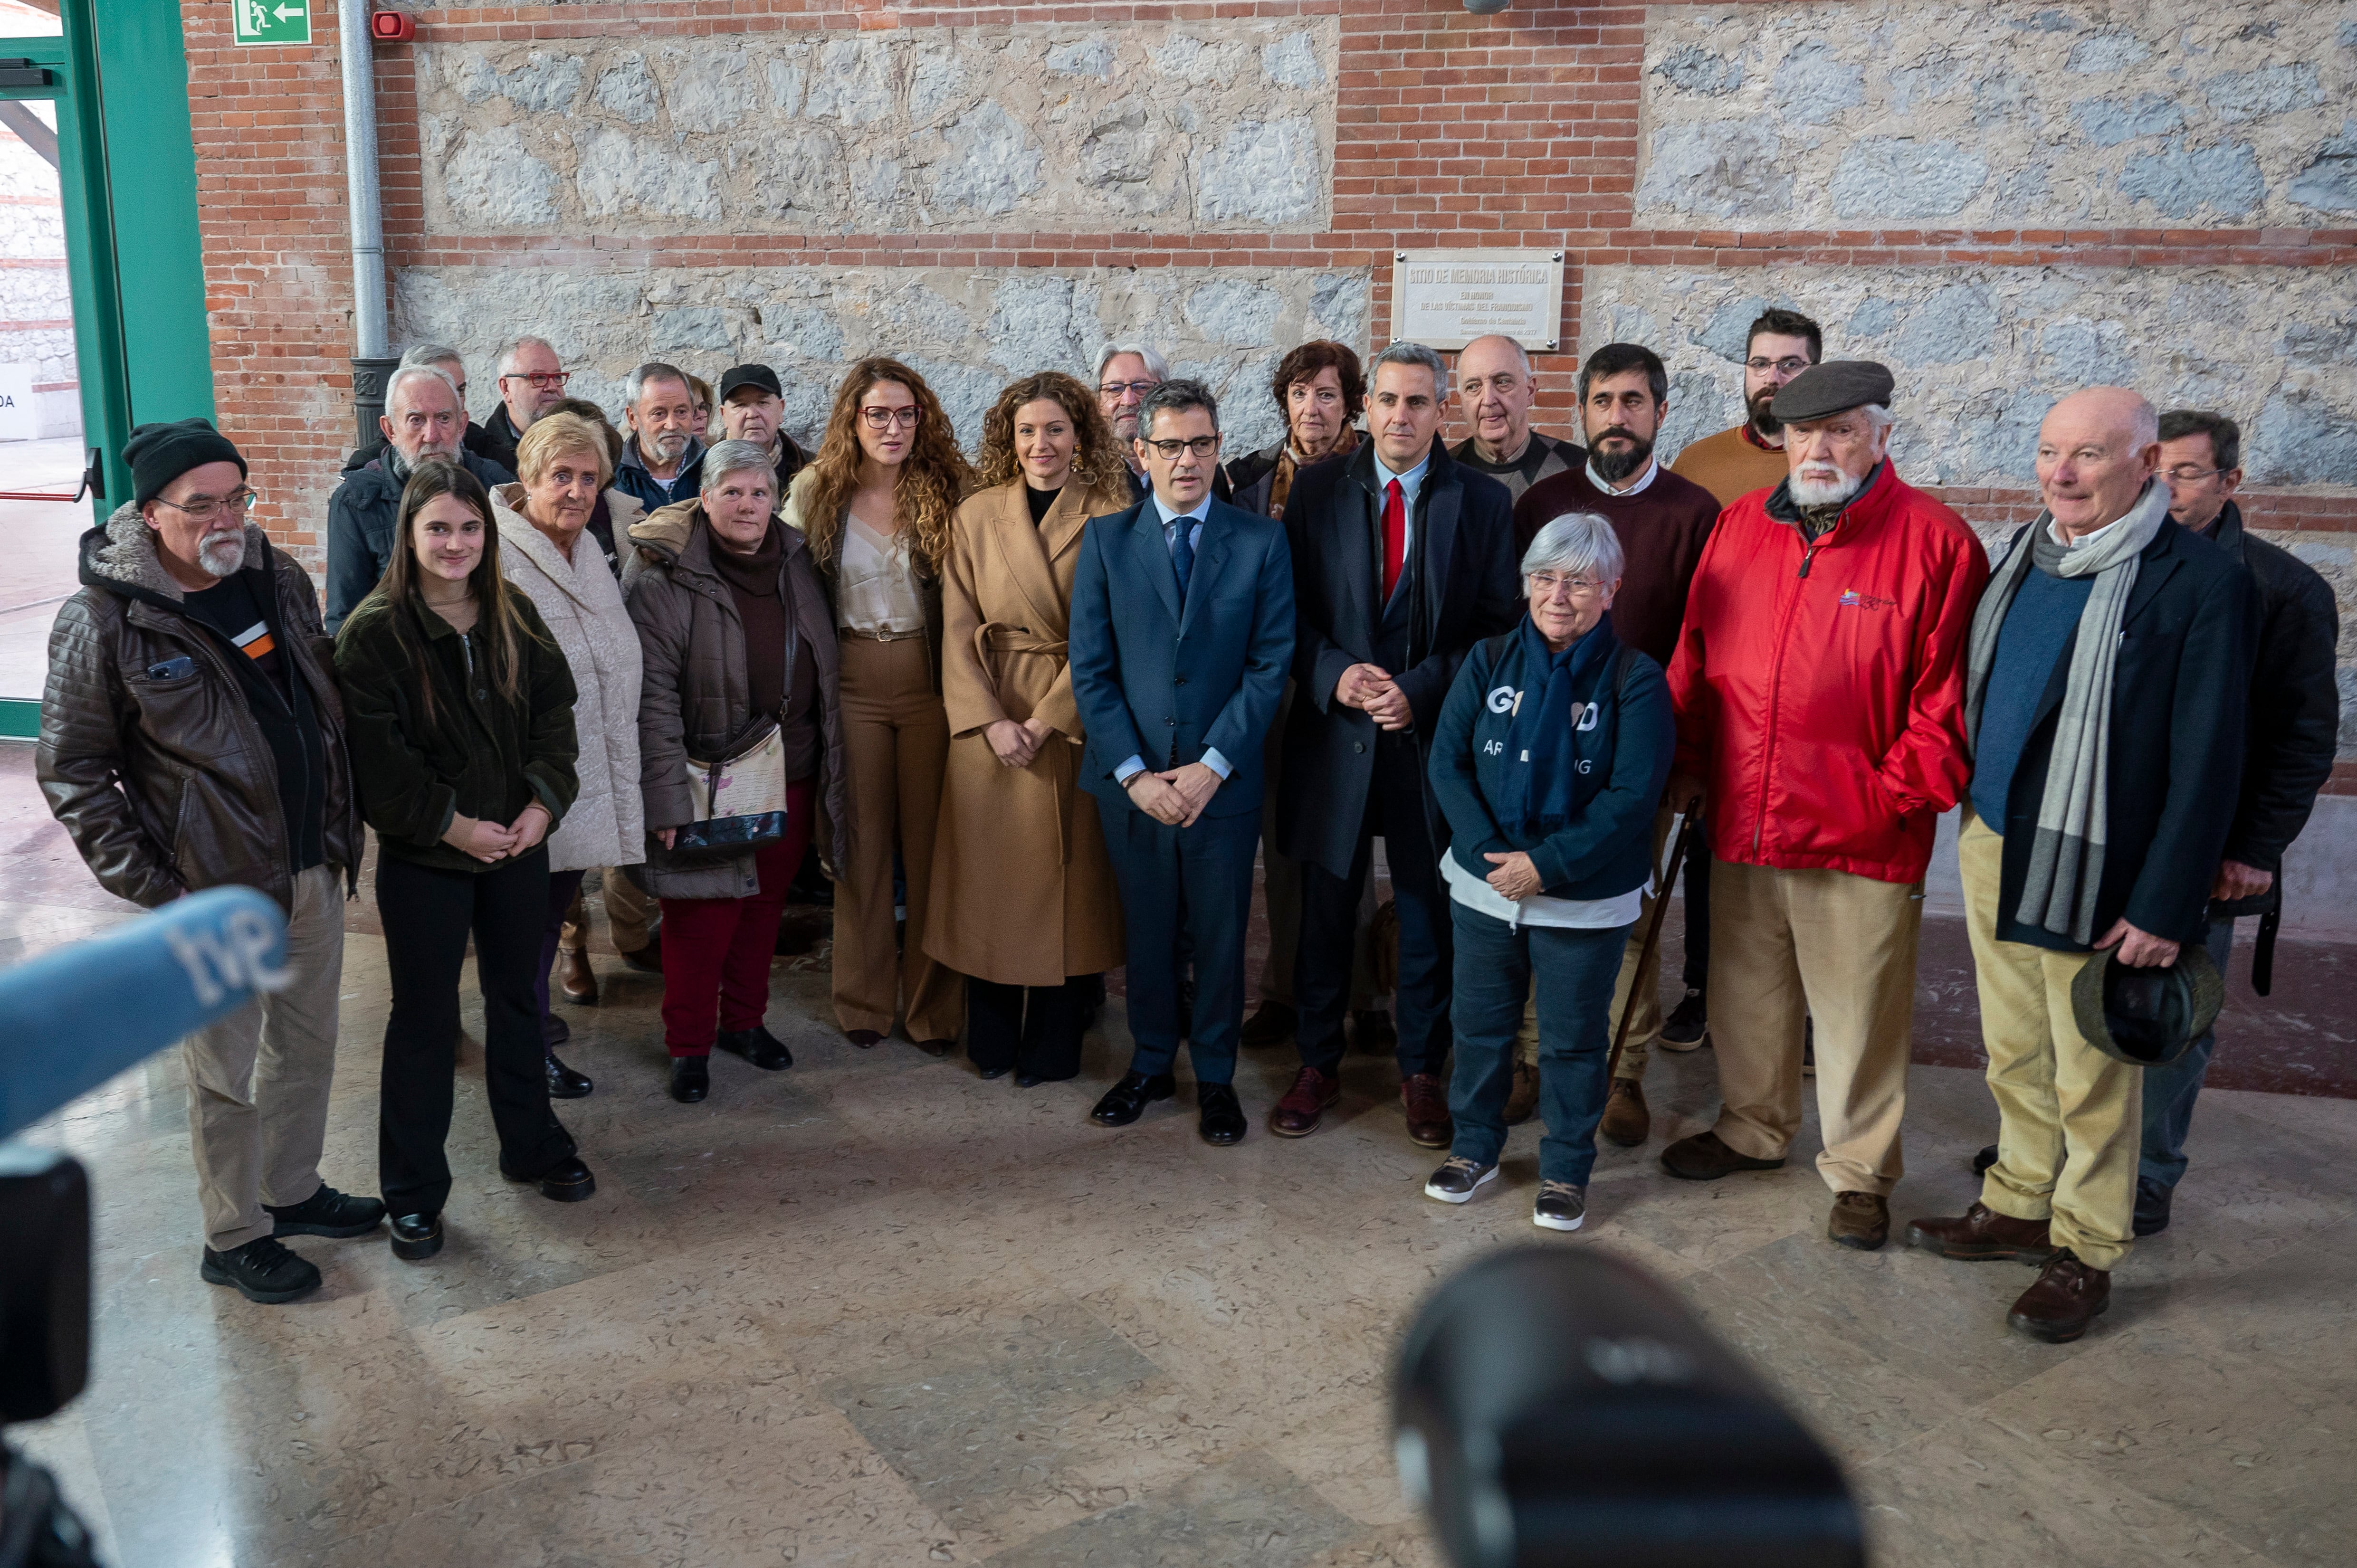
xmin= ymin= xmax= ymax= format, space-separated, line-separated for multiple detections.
xmin=38 ymin=419 xmax=380 ymax=1305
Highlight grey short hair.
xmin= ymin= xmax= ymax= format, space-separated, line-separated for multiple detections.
xmin=496 ymin=335 xmax=557 ymax=377
xmin=700 ymin=438 xmax=777 ymax=499
xmin=400 ymin=342 xmax=464 ymax=373
xmin=624 ymin=361 xmax=691 ymax=411
xmin=1370 ymin=341 xmax=1450 ymax=399
xmin=386 ymin=363 xmax=460 ymax=416
xmin=1860 ymin=402 xmax=1896 ymax=433
xmin=1093 ymin=342 xmax=1171 ymax=385
xmin=1521 ymin=512 xmax=1624 ymax=584
xmin=1137 ymin=378 xmax=1219 ymax=437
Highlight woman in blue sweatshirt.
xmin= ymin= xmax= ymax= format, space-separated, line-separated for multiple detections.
xmin=1424 ymin=512 xmax=1674 ymax=1231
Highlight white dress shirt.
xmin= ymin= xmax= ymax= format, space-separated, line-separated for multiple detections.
xmin=1114 ymin=489 xmax=1233 ymax=787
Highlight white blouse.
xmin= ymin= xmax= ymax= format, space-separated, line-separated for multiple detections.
xmin=836 ymin=513 xmax=926 ymax=635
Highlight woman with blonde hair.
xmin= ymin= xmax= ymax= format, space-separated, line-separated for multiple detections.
xmin=784 ymin=358 xmax=974 ymax=1053
xmin=926 ymin=372 xmax=1131 ymax=1083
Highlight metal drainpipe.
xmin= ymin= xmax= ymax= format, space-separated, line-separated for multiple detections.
xmin=339 ymin=0 xmax=397 ymax=446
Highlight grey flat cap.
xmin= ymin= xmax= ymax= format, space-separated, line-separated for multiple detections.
xmin=1771 ymin=360 xmax=1896 ymax=424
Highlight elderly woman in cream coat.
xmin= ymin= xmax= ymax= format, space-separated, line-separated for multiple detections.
xmin=492 ymin=410 xmax=646 ymax=1100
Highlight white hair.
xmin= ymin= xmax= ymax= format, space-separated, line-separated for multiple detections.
xmin=1371 ymin=341 xmax=1450 ymax=399
xmin=399 ymin=342 xmax=464 ymax=373
xmin=1094 ymin=342 xmax=1170 ymax=384
xmin=1860 ymin=401 xmax=1896 ymax=433
xmin=700 ymin=438 xmax=776 ymax=498
xmin=623 ymin=361 xmax=691 ymax=411
xmin=386 ymin=363 xmax=460 ymax=416
xmin=496 ymin=335 xmax=557 ymax=377
xmin=1521 ymin=512 xmax=1623 ymax=583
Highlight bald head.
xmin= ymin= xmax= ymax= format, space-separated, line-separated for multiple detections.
xmin=1458 ymin=335 xmax=1538 ymax=464
xmin=2036 ymin=386 xmax=2161 ymax=540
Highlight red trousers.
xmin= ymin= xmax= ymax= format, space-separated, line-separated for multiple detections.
xmin=658 ymin=779 xmax=815 ymax=1056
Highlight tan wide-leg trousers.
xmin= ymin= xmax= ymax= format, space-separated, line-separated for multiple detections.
xmin=1517 ymin=802 xmax=1673 ymax=1079
xmin=833 ymin=633 xmax=963 ymax=1042
xmin=185 ymin=863 xmax=345 ymax=1252
xmin=1707 ymin=857 xmax=1922 ymax=1196
xmin=1957 ymin=811 xmax=2140 ymax=1271
xmin=561 ymin=866 xmax=656 ymax=956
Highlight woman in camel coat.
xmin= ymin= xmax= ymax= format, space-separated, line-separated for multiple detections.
xmin=925 ymin=372 xmax=1131 ymax=1084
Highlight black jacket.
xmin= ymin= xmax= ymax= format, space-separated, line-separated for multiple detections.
xmin=1275 ymin=441 xmax=1521 ymax=878
xmin=478 ymin=404 xmax=525 ymax=475
xmin=342 ymin=418 xmax=507 ymax=479
xmin=2206 ymin=502 xmax=2341 ymax=912
xmin=324 ymin=448 xmax=517 ymax=633
xmin=1985 ymin=519 xmax=2255 ymax=949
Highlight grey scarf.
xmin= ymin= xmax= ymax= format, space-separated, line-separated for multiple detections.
xmin=1963 ymin=480 xmax=2170 ymax=943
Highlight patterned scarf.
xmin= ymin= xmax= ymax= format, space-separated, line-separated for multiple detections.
xmin=1263 ymin=424 xmax=1361 ymax=519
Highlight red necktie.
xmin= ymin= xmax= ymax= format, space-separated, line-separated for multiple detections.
xmin=1382 ymin=478 xmax=1405 ymax=600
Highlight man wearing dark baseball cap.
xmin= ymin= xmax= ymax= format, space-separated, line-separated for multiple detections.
xmin=1658 ymin=362 xmax=1992 ymax=1257
xmin=716 ymin=363 xmax=809 ymax=495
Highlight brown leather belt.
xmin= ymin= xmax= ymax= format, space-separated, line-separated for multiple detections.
xmin=840 ymin=626 xmax=927 ymax=643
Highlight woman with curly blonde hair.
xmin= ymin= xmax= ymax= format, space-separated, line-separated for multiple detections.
xmin=783 ymin=358 xmax=974 ymax=1054
xmin=925 ymin=372 xmax=1133 ymax=1084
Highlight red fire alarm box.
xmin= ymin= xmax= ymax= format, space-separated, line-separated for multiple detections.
xmin=369 ymin=11 xmax=416 ymax=41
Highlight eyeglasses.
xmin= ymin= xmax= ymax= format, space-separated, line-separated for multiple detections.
xmin=501 ymin=371 xmax=571 ymax=390
xmin=153 ymin=488 xmax=261 ymax=523
xmin=1527 ymin=571 xmax=1605 ymax=597
xmin=1143 ymin=436 xmax=1221 ymax=459
xmin=2164 ymin=465 xmax=2224 ymax=483
xmin=1100 ymin=380 xmax=1159 ymax=399
xmin=860 ymin=406 xmax=921 ymax=430
xmin=1746 ymin=356 xmax=1812 ymax=375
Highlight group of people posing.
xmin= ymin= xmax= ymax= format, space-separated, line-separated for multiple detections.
xmin=38 ymin=306 xmax=2338 ymax=1348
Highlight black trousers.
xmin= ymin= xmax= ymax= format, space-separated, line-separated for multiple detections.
xmin=1296 ymin=732 xmax=1451 ymax=1078
xmin=966 ymin=976 xmax=1092 ymax=1081
xmin=375 ymin=848 xmax=575 ymax=1215
xmin=1682 ymin=830 xmax=1712 ymax=991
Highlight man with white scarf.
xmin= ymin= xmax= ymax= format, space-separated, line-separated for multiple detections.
xmin=1907 ymin=387 xmax=2254 ymax=1344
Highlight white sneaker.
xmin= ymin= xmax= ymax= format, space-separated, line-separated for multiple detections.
xmin=1533 ymin=1181 xmax=1587 ymax=1231
xmin=1423 ymin=1156 xmax=1498 ymax=1204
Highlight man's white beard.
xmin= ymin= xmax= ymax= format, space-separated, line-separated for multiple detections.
xmin=1789 ymin=467 xmax=1864 ymax=508
xmin=650 ymin=430 xmax=690 ymax=463
xmin=197 ymin=532 xmax=246 ymax=579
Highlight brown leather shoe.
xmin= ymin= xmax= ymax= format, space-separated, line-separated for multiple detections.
xmin=1268 ymin=1065 xmax=1341 ymax=1137
xmin=1904 ymin=1201 xmax=2061 ymax=1264
xmin=558 ymin=948 xmax=599 ymax=1005
xmin=1401 ymin=1073 xmax=1452 ymax=1148
xmin=1352 ymin=1008 xmax=1399 ymax=1055
xmin=2008 ymin=1251 xmax=2110 ymax=1342
xmin=1660 ymin=1130 xmax=1785 ymax=1180
xmin=1597 ymin=1079 xmax=1649 ymax=1147
xmin=1503 ymin=1061 xmax=1542 ymax=1126
xmin=1828 ymin=1191 xmax=1889 ymax=1251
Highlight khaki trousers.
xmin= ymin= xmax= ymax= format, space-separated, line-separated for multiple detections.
xmin=1517 ymin=802 xmax=1672 ymax=1081
xmin=560 ymin=866 xmax=656 ymax=955
xmin=1958 ymin=812 xmax=2140 ymax=1270
xmin=834 ymin=634 xmax=963 ymax=1041
xmin=1707 ymin=857 xmax=1922 ymax=1196
xmin=184 ymin=863 xmax=345 ymax=1252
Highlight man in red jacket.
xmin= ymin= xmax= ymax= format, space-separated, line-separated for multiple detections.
xmin=1660 ymin=362 xmax=1991 ymax=1251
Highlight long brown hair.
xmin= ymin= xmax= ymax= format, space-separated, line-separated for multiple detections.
xmin=798 ymin=357 xmax=973 ymax=577
xmin=362 ymin=457 xmax=539 ymax=726
xmin=972 ymin=371 xmax=1125 ymax=497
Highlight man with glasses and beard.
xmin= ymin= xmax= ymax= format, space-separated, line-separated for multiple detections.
xmin=1505 ymin=344 xmax=1719 ymax=1141
xmin=1672 ymin=308 xmax=1823 ymax=509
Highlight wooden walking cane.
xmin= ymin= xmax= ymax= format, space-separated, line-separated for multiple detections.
xmin=1603 ymin=804 xmax=1699 ymax=1086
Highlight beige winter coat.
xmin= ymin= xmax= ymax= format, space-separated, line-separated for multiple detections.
xmin=493 ymin=484 xmax=646 ymax=873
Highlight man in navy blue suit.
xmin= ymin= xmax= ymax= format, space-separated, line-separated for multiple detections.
xmin=1069 ymin=380 xmax=1296 ymax=1145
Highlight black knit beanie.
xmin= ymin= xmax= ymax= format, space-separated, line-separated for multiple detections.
xmin=124 ymin=418 xmax=248 ymax=507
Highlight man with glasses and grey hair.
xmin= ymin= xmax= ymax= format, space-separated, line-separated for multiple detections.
xmin=324 ymin=359 xmax=515 ymax=630
xmin=1095 ymin=342 xmax=1233 ymax=507
xmin=1269 ymin=340 xmax=1521 ymax=1149
xmin=40 ymin=419 xmax=376 ymax=1306
xmin=481 ymin=334 xmax=571 ymax=473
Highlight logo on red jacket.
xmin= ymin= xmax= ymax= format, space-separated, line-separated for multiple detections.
xmin=1837 ymin=588 xmax=1898 ymax=611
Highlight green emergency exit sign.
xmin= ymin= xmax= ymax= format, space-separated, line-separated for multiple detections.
xmin=233 ymin=0 xmax=311 ymax=46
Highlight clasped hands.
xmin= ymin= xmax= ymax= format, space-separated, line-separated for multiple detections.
xmin=1336 ymin=663 xmax=1412 ymax=732
xmin=985 ymin=716 xmax=1059 ymax=770
xmin=1126 ymin=761 xmax=1221 ymax=827
xmin=442 ymin=802 xmax=552 ymax=864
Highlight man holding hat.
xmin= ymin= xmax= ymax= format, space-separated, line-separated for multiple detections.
xmin=1659 ymin=362 xmax=1989 ymax=1252
xmin=1908 ymin=387 xmax=2252 ymax=1342
xmin=716 ymin=364 xmax=809 ymax=494
xmin=38 ymin=419 xmax=377 ymax=1305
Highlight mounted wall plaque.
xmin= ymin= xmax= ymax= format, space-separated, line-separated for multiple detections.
xmin=1390 ymin=249 xmax=1566 ymax=352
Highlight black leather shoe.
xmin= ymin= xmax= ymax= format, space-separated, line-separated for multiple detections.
xmin=1015 ymin=1072 xmax=1046 ymax=1088
xmin=717 ymin=1025 xmax=792 ymax=1071
xmin=1197 ymin=1083 xmax=1247 ymax=1146
xmin=2133 ymin=1176 xmax=2175 ymax=1238
xmin=200 ymin=1235 xmax=323 ymax=1302
xmin=1090 ymin=1069 xmax=1176 ymax=1127
xmin=542 ymin=1010 xmax=571 ymax=1048
xmin=506 ymin=1155 xmax=595 ymax=1203
xmin=977 ymin=1063 xmax=1012 ymax=1081
xmin=1972 ymin=1142 xmax=2000 ymax=1177
xmin=670 ymin=1055 xmax=710 ymax=1102
xmin=389 ymin=1213 xmax=443 ymax=1263
xmin=265 ymin=1184 xmax=386 ymax=1238
xmin=546 ymin=1053 xmax=593 ymax=1099
xmin=916 ymin=1038 xmax=955 ymax=1058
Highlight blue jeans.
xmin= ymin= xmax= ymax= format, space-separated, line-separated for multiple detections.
xmin=2138 ymin=917 xmax=2233 ymax=1192
xmin=1447 ymin=901 xmax=1632 ymax=1185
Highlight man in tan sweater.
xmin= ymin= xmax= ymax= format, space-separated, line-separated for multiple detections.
xmin=1671 ymin=307 xmax=1822 ymax=509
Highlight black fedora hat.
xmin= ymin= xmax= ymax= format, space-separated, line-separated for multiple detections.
xmin=2070 ymin=945 xmax=2225 ymax=1068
